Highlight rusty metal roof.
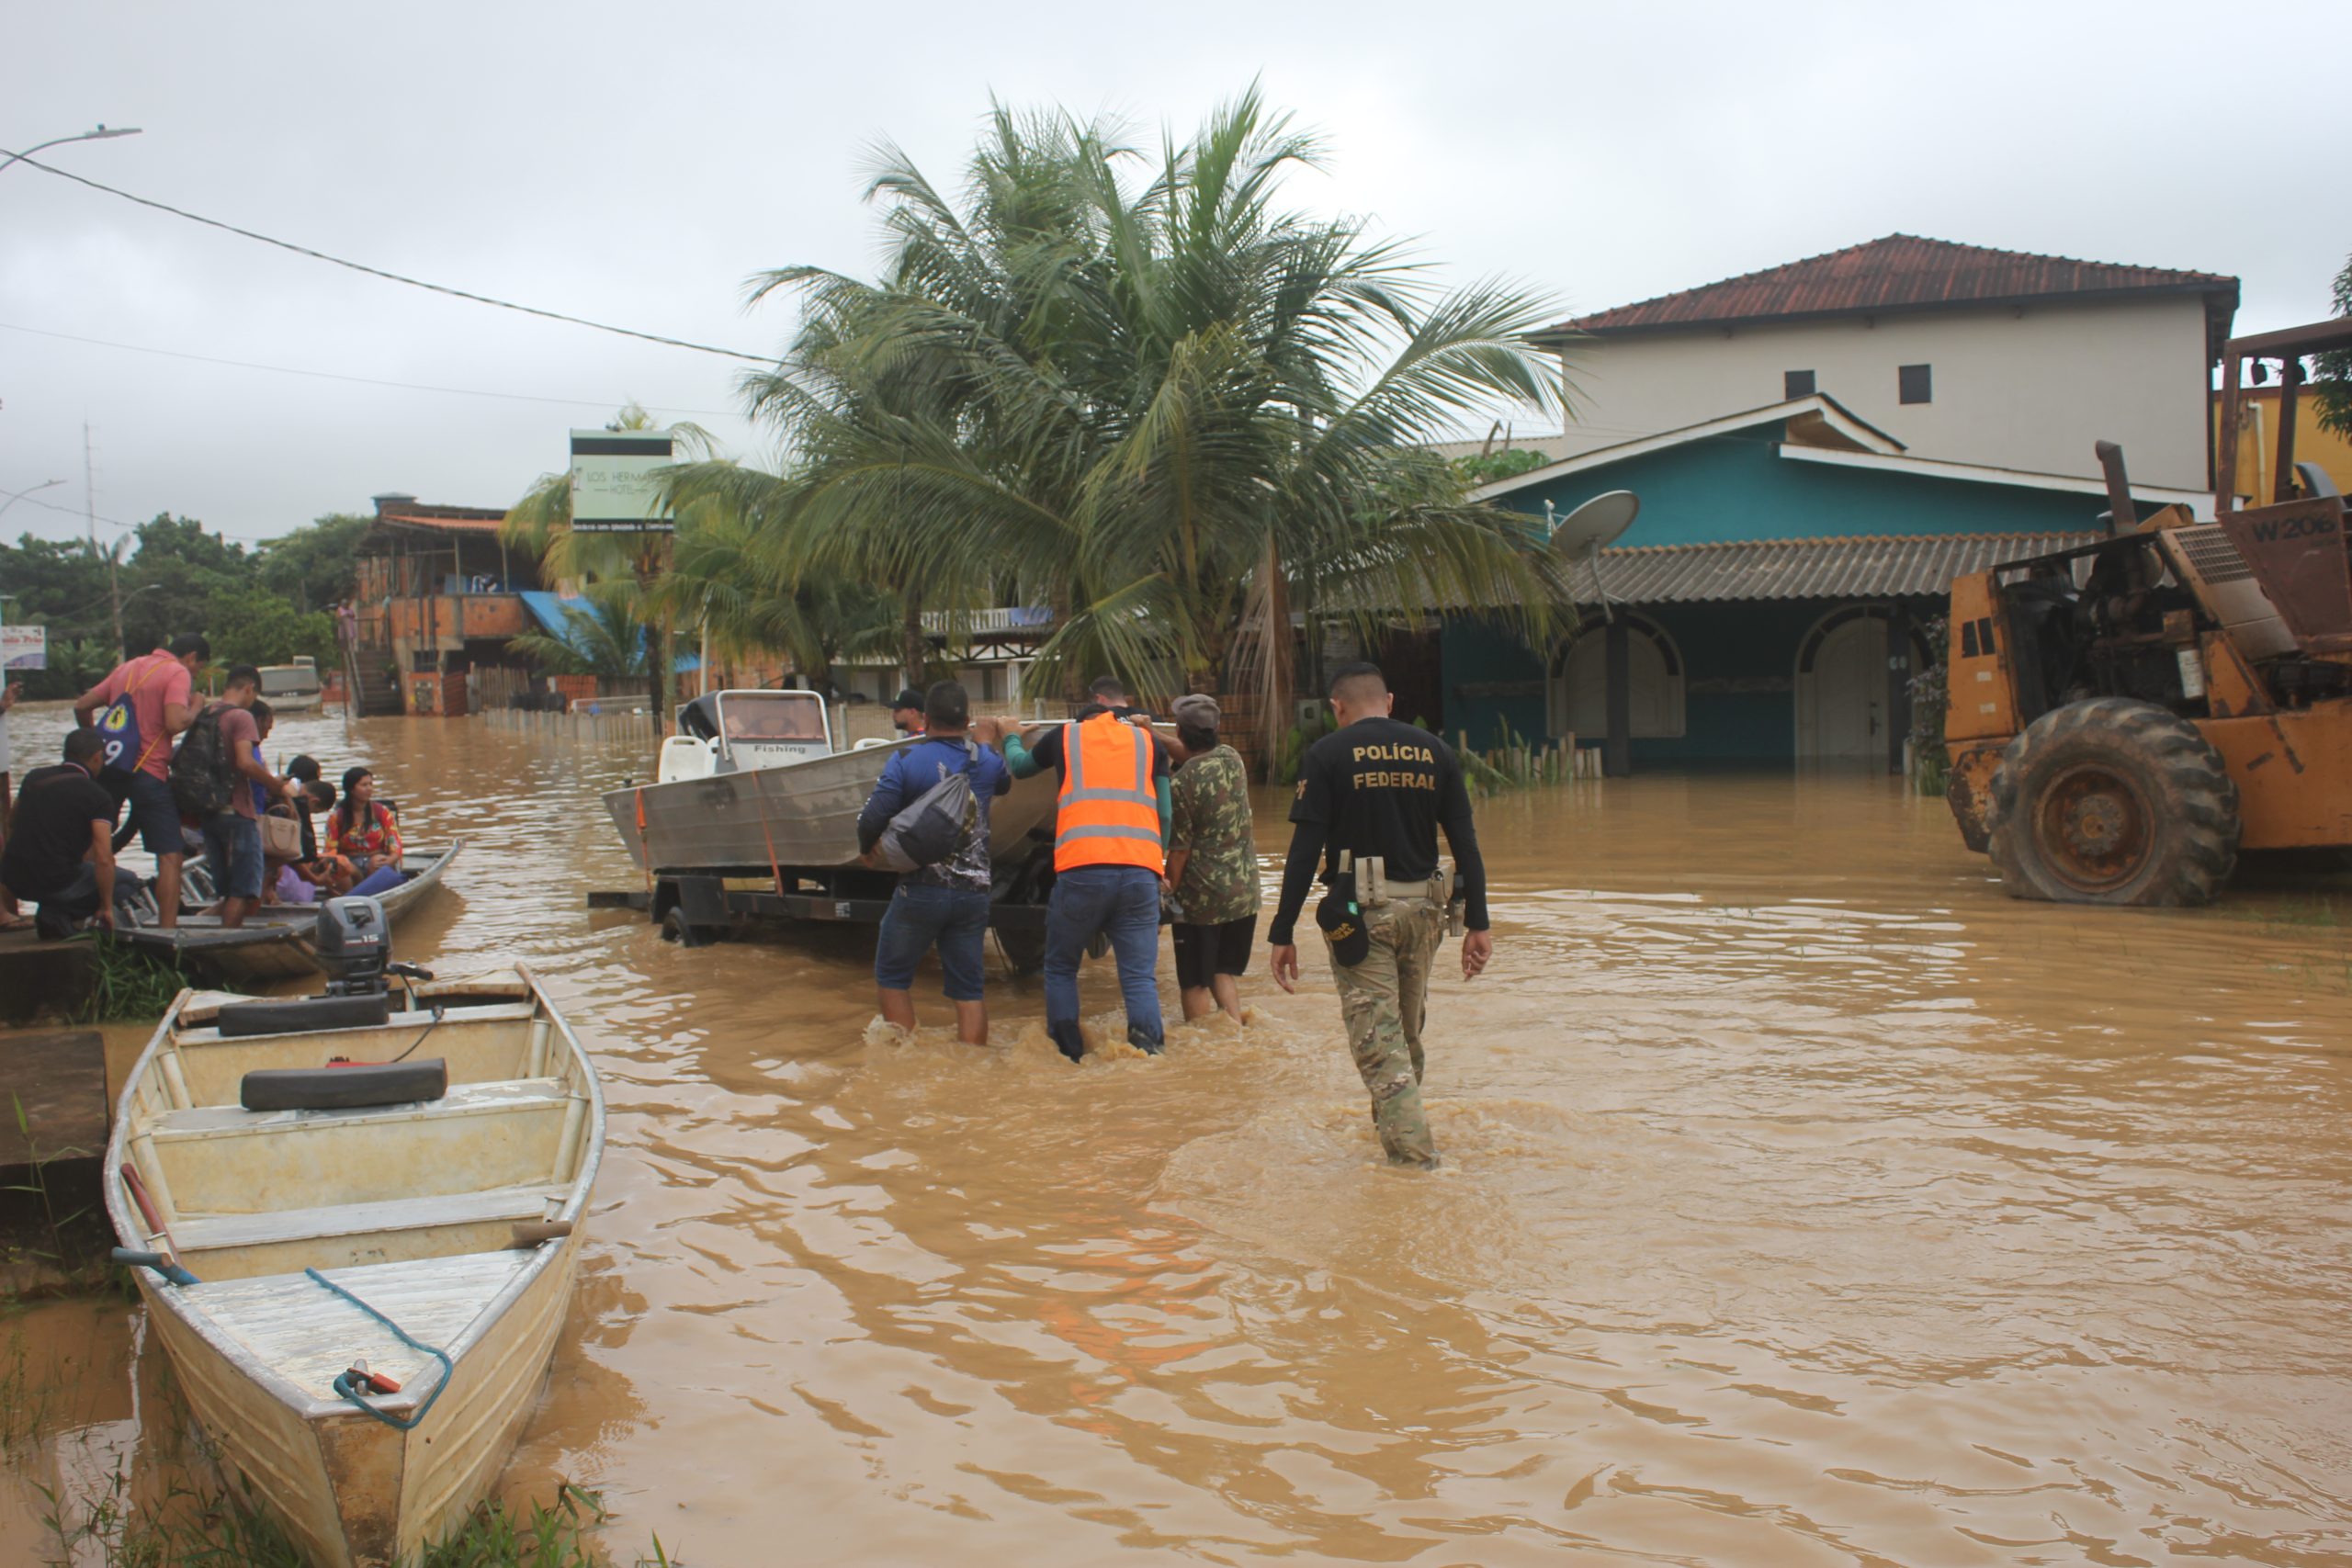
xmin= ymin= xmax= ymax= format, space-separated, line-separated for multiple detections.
xmin=375 ymin=505 xmax=509 ymax=536
xmin=1585 ymin=531 xmax=2099 ymax=604
xmin=1543 ymin=235 xmax=2235 ymax=338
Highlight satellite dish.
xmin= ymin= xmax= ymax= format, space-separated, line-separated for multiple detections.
xmin=1546 ymin=490 xmax=1640 ymax=561
xmin=1543 ymin=491 xmax=1639 ymax=622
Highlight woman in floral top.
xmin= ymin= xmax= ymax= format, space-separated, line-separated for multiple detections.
xmin=333 ymin=766 xmax=403 ymax=879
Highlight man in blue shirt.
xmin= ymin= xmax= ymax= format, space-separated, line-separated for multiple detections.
xmin=856 ymin=681 xmax=1012 ymax=1044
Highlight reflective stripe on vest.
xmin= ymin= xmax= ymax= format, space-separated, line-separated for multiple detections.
xmin=1053 ymin=715 xmax=1162 ymax=873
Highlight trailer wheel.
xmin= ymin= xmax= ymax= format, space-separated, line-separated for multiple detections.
xmin=660 ymin=906 xmax=716 ymax=947
xmin=995 ymin=926 xmax=1047 ymax=976
xmin=1986 ymin=697 xmax=2239 ymax=906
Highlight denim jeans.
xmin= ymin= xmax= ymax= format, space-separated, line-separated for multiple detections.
xmin=112 ymin=771 xmax=183 ymax=857
xmin=30 ymin=862 xmax=146 ymax=922
xmin=874 ymin=881 xmax=992 ymax=1001
xmin=201 ymin=813 xmax=264 ymax=900
xmin=1043 ymin=864 xmax=1164 ymax=1058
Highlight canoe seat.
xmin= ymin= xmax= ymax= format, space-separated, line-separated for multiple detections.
xmin=173 ymin=1183 xmax=572 ymax=1255
xmin=183 ymin=1250 xmax=534 ymax=1401
xmin=150 ymin=1077 xmax=568 ymax=1141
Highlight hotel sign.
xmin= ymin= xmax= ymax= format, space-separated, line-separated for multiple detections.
xmin=569 ymin=429 xmax=674 ymax=533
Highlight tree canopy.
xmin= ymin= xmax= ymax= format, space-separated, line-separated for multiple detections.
xmin=670 ymin=85 xmax=1577 ymax=732
xmin=2 ymin=512 xmax=352 ymax=698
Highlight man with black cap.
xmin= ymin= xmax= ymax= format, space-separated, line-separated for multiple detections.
xmin=889 ymin=688 xmax=929 ymax=738
xmin=1267 ymin=661 xmax=1490 ymax=1169
xmin=1165 ymin=694 xmax=1258 ymax=1022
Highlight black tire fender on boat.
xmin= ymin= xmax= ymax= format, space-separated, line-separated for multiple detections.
xmin=241 ymin=1058 xmax=448 ymax=1111
xmin=216 ymin=992 xmax=392 ymax=1037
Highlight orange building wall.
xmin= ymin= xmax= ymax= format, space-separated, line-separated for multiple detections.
xmin=2213 ymin=387 xmax=2352 ymax=500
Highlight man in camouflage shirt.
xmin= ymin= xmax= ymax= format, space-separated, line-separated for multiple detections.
xmin=1165 ymin=694 xmax=1260 ymax=1022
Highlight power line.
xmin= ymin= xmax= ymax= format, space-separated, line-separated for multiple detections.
xmin=12 ymin=152 xmax=777 ymax=366
xmin=0 ymin=321 xmax=742 ymax=417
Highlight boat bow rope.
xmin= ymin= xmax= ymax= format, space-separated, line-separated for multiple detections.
xmin=306 ymin=1267 xmax=455 ymax=1430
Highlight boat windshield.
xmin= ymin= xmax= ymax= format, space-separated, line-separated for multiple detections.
xmin=717 ymin=692 xmax=827 ymax=743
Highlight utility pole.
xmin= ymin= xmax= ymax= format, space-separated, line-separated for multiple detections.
xmin=85 ymin=423 xmax=123 ymax=655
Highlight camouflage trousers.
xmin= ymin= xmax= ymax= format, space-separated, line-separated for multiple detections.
xmin=1326 ymin=894 xmax=1445 ymax=1168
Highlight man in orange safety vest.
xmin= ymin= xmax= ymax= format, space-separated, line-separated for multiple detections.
xmin=988 ymin=694 xmax=1174 ymax=1063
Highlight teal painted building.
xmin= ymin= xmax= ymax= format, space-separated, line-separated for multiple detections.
xmin=1429 ymin=397 xmax=2214 ymax=772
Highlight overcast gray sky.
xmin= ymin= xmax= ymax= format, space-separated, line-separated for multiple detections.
xmin=4 ymin=0 xmax=2342 ymax=549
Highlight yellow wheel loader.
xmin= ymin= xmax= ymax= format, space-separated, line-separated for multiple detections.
xmin=1944 ymin=316 xmax=2352 ymax=905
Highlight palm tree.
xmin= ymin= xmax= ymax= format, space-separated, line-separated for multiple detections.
xmin=637 ymin=502 xmax=900 ymax=694
xmin=680 ymin=86 xmax=1577 ymax=750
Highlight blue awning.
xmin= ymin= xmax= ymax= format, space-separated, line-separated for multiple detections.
xmin=517 ymin=591 xmax=699 ymax=671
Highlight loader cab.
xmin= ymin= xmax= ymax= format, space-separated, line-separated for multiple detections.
xmin=658 ymin=691 xmax=833 ymax=783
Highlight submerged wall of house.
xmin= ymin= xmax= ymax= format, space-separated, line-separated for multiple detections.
xmin=1442 ymin=598 xmax=1937 ymax=766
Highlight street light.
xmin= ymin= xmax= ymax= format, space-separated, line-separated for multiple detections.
xmin=0 ymin=124 xmax=141 ymax=176
xmin=0 ymin=479 xmax=66 ymax=520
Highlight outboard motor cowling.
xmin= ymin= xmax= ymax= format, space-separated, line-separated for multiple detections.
xmin=315 ymin=896 xmax=390 ymax=996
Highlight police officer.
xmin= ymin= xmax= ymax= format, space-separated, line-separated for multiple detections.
xmin=1268 ymin=661 xmax=1491 ymax=1168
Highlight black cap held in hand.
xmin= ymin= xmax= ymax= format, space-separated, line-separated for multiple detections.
xmin=1317 ymin=891 xmax=1370 ymax=967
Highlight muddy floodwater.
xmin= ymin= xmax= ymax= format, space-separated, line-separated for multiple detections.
xmin=6 ymin=708 xmax=2352 ymax=1565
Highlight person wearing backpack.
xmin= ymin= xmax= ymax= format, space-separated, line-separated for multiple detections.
xmin=174 ymin=665 xmax=297 ymax=929
xmin=855 ymin=681 xmax=1011 ymax=1046
xmin=74 ymin=633 xmax=209 ymax=928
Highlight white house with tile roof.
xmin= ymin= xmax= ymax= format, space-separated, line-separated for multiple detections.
xmin=1522 ymin=235 xmax=2238 ymax=491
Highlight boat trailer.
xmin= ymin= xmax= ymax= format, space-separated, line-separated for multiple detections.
xmin=590 ymin=848 xmax=1057 ymax=972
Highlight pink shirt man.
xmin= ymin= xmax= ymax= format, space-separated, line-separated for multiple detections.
xmin=92 ymin=650 xmax=194 ymax=779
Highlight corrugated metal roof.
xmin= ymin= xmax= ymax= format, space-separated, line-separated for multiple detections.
xmin=1544 ymin=235 xmax=2235 ymax=337
xmin=378 ymin=506 xmax=508 ymax=535
xmin=1581 ymin=531 xmax=2099 ymax=604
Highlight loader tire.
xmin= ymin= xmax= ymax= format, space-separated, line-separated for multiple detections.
xmin=1986 ymin=697 xmax=2239 ymax=906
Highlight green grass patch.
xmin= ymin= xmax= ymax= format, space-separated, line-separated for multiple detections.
xmin=72 ymin=938 xmax=188 ymax=1024
xmin=36 ymin=1459 xmax=675 ymax=1565
xmin=8 ymin=1338 xmax=680 ymax=1564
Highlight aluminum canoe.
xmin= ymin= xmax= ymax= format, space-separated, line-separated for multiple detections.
xmin=104 ymin=963 xmax=603 ymax=1568
xmin=115 ymin=840 xmax=463 ymax=983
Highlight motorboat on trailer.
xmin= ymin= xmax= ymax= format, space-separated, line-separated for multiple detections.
xmin=107 ymin=895 xmax=603 ymax=1568
xmin=600 ymin=689 xmax=1060 ymax=878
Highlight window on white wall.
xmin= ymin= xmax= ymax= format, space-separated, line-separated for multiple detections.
xmin=1898 ymin=363 xmax=1933 ymax=405
xmin=1784 ymin=369 xmax=1815 ymax=400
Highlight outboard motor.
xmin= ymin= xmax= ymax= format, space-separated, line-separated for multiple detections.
xmin=315 ymin=895 xmax=390 ymax=996
xmin=220 ymin=893 xmax=452 ymax=1109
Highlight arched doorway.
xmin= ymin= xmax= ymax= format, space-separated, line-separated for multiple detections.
xmin=1795 ymin=605 xmax=1927 ymax=761
xmin=1548 ymin=615 xmax=1685 ymax=740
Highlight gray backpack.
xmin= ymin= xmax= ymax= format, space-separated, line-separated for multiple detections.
xmin=873 ymin=740 xmax=981 ymax=872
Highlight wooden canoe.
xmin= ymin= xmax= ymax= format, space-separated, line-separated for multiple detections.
xmin=104 ymin=964 xmax=604 ymax=1568
xmin=116 ymin=840 xmax=463 ymax=983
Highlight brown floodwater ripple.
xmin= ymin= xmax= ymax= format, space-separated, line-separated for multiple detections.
xmin=6 ymin=710 xmax=2351 ymax=1565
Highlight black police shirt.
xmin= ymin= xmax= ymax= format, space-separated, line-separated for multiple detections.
xmin=1289 ymin=716 xmax=1486 ymax=925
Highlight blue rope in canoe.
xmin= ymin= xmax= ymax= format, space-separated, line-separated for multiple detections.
xmin=304 ymin=1267 xmax=453 ymax=1431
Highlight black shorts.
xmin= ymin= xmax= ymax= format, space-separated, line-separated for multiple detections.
xmin=1172 ymin=915 xmax=1257 ymax=989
